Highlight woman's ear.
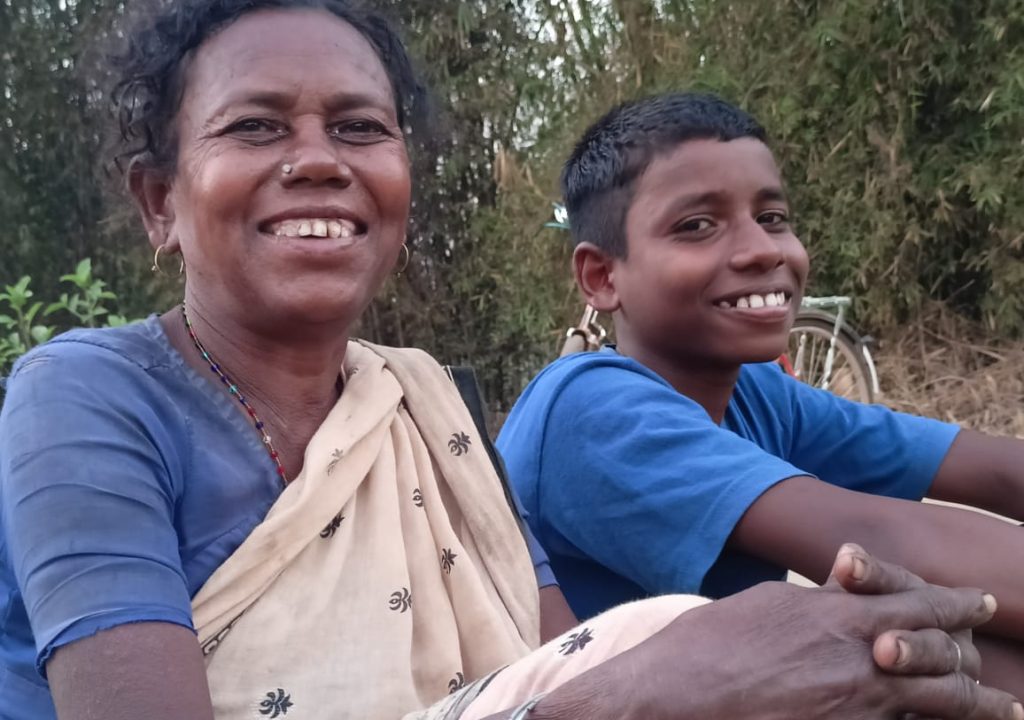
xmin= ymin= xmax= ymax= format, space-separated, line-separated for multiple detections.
xmin=128 ymin=160 xmax=178 ymax=252
xmin=573 ymin=242 xmax=620 ymax=313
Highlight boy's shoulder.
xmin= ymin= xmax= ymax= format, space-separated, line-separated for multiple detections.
xmin=513 ymin=347 xmax=671 ymax=411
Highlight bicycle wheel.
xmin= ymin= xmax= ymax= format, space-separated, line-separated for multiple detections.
xmin=786 ymin=314 xmax=874 ymax=403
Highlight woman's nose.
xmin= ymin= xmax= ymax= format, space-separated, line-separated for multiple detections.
xmin=282 ymin=123 xmax=353 ymax=188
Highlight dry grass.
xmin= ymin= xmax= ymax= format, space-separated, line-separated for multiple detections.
xmin=873 ymin=304 xmax=1024 ymax=438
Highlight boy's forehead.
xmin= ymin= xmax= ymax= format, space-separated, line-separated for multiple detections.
xmin=636 ymin=137 xmax=784 ymax=199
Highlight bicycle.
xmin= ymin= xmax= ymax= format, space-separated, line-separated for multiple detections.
xmin=782 ymin=296 xmax=880 ymax=404
xmin=548 ymin=205 xmax=880 ymax=403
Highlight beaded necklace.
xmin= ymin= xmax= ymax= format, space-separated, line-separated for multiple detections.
xmin=181 ymin=304 xmax=288 ymax=484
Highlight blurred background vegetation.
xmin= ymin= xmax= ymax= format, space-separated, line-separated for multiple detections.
xmin=2 ymin=0 xmax=1023 ymax=420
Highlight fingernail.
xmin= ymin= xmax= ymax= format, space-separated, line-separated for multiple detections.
xmin=851 ymin=555 xmax=867 ymax=581
xmin=1011 ymin=701 xmax=1023 ymax=720
xmin=896 ymin=638 xmax=910 ymax=666
xmin=984 ymin=593 xmax=998 ymax=614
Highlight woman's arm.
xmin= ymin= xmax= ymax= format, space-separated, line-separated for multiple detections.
xmin=478 ymin=548 xmax=1021 ymax=720
xmin=1 ymin=344 xmax=201 ymax=718
xmin=48 ymin=623 xmax=214 ymax=720
xmin=539 ymin=586 xmax=578 ymax=643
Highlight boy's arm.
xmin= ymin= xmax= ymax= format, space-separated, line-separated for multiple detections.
xmin=731 ymin=475 xmax=1024 ymax=638
xmin=733 ymin=479 xmax=1019 ymax=630
xmin=729 ymin=475 xmax=1024 ymax=694
xmin=928 ymin=429 xmax=1024 ymax=521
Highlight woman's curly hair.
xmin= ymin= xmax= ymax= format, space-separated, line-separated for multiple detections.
xmin=108 ymin=0 xmax=430 ymax=177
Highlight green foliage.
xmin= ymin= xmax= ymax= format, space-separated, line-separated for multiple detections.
xmin=3 ymin=0 xmax=1024 ymax=409
xmin=0 ymin=260 xmax=136 ymax=377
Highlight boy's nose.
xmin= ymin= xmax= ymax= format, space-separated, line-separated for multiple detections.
xmin=728 ymin=220 xmax=785 ymax=273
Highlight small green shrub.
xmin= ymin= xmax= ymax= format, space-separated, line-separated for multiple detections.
xmin=0 ymin=259 xmax=136 ymax=379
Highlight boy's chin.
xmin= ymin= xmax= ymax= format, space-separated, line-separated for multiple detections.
xmin=734 ymin=341 xmax=790 ymax=366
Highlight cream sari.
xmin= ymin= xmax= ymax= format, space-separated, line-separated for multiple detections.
xmin=190 ymin=341 xmax=707 ymax=719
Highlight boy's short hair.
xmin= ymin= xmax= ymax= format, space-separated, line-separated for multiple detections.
xmin=561 ymin=92 xmax=767 ymax=257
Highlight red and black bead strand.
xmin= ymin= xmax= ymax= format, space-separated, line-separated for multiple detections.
xmin=181 ymin=304 xmax=288 ymax=484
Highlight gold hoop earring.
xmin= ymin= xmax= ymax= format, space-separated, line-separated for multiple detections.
xmin=394 ymin=243 xmax=410 ymax=277
xmin=152 ymin=244 xmax=184 ymax=277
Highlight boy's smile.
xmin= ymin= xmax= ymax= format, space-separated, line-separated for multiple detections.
xmin=589 ymin=137 xmax=809 ymax=378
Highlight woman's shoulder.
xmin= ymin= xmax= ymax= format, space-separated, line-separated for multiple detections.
xmin=7 ymin=317 xmax=171 ymax=383
xmin=1 ymin=317 xmax=189 ymax=427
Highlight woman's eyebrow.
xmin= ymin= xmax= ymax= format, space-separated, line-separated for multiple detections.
xmin=206 ymin=88 xmax=395 ymax=120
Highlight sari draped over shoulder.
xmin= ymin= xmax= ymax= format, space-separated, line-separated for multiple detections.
xmin=191 ymin=341 xmax=540 ymax=720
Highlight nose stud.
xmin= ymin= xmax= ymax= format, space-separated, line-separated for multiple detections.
xmin=281 ymin=163 xmax=294 ymax=175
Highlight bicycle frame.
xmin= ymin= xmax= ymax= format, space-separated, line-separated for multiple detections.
xmin=793 ymin=296 xmax=880 ymax=397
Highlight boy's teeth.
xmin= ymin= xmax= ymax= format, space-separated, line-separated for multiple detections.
xmin=312 ymin=220 xmax=328 ymax=237
xmin=298 ymin=221 xmax=313 ymax=237
xmin=727 ymin=292 xmax=789 ymax=309
xmin=327 ymin=221 xmax=343 ymax=238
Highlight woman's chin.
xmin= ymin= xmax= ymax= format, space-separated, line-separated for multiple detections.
xmin=242 ymin=291 xmax=371 ymax=334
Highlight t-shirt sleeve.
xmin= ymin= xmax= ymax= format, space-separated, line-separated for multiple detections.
xmin=775 ymin=369 xmax=960 ymax=500
xmin=537 ymin=365 xmax=806 ymax=596
xmin=0 ymin=342 xmax=194 ymax=674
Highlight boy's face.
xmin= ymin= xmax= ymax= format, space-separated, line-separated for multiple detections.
xmin=608 ymin=137 xmax=809 ymax=369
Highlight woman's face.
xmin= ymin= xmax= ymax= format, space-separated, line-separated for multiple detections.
xmin=151 ymin=8 xmax=411 ymax=332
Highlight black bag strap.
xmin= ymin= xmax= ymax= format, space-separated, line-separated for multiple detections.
xmin=444 ymin=365 xmax=525 ymax=536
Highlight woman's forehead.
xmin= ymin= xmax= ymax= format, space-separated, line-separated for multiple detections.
xmin=182 ymin=8 xmax=393 ymax=116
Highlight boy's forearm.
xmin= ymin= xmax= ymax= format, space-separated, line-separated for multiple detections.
xmin=827 ymin=501 xmax=1024 ymax=640
xmin=929 ymin=430 xmax=1024 ymax=520
xmin=732 ymin=476 xmax=1024 ymax=640
xmin=825 ymin=502 xmax=1024 ymax=639
xmin=978 ymin=635 xmax=1024 ymax=698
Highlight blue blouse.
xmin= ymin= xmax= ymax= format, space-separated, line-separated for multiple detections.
xmin=0 ymin=317 xmax=555 ymax=720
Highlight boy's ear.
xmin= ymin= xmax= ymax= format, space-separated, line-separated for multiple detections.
xmin=128 ymin=160 xmax=179 ymax=254
xmin=573 ymin=242 xmax=621 ymax=313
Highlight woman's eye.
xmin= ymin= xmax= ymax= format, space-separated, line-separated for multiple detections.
xmin=331 ymin=120 xmax=390 ymax=142
xmin=227 ymin=118 xmax=284 ymax=139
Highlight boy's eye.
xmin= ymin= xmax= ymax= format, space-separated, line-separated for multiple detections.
xmin=675 ymin=217 xmax=714 ymax=234
xmin=758 ymin=211 xmax=790 ymax=227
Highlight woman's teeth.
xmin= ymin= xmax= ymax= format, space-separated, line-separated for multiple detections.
xmin=270 ymin=219 xmax=357 ymax=238
xmin=718 ymin=292 xmax=789 ymax=309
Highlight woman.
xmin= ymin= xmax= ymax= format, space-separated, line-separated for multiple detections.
xmin=0 ymin=1 xmax=1019 ymax=719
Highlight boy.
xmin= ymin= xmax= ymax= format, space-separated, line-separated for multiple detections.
xmin=496 ymin=92 xmax=1024 ymax=691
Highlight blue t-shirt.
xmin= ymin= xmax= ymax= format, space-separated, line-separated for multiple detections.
xmin=0 ymin=317 xmax=555 ymax=720
xmin=497 ymin=348 xmax=960 ymax=620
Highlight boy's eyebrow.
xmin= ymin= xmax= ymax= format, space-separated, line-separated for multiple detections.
xmin=662 ymin=191 xmax=725 ymax=214
xmin=660 ymin=186 xmax=789 ymax=216
xmin=755 ymin=187 xmax=789 ymax=204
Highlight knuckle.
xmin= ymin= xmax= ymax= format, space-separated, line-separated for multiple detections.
xmin=950 ymin=673 xmax=979 ymax=717
xmin=924 ymin=587 xmax=970 ymax=630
